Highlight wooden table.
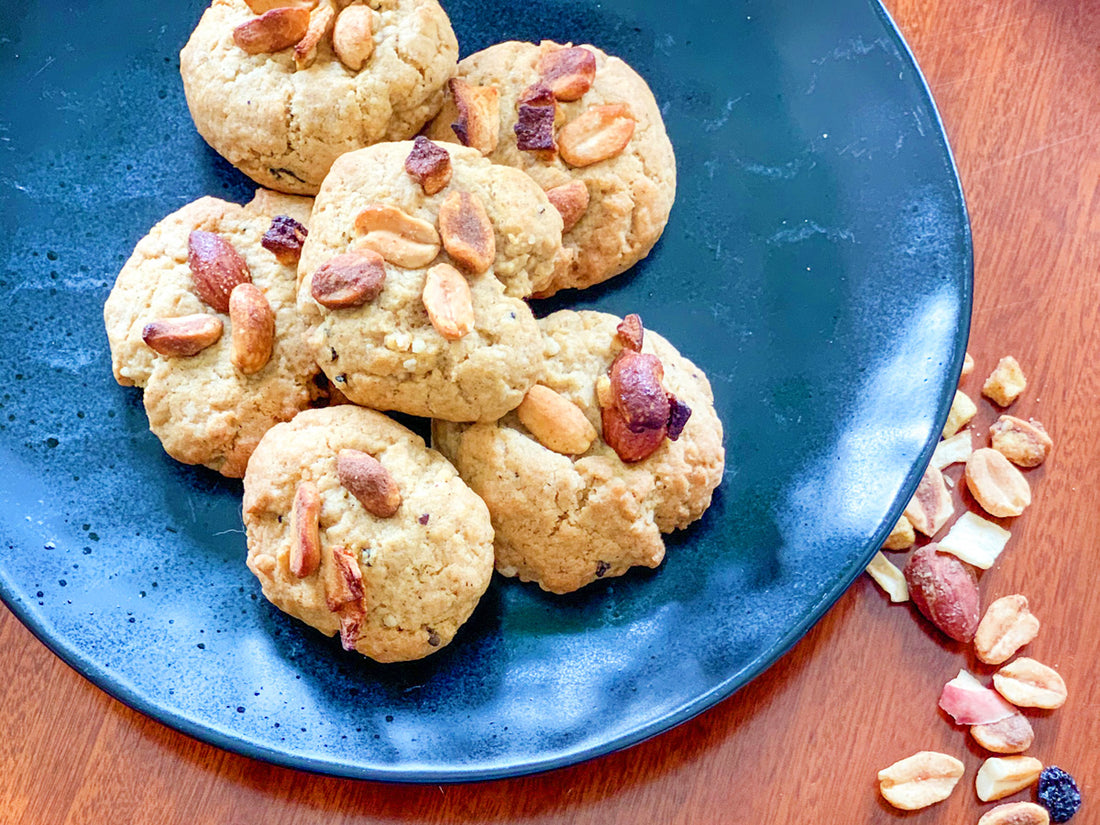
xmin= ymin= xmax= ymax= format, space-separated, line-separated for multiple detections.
xmin=3 ymin=0 xmax=1098 ymax=821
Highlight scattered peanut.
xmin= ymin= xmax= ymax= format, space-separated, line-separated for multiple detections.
xmin=975 ymin=595 xmax=1041 ymax=665
xmin=971 ymin=712 xmax=1036 ymax=754
xmin=966 ymin=448 xmax=1032 ymax=518
xmin=982 ymin=356 xmax=1027 ymax=407
xmin=977 ymin=802 xmax=1051 ymax=825
xmin=976 ymin=756 xmax=1044 ymax=802
xmin=993 ymin=658 xmax=1068 ymax=709
xmin=990 ymin=415 xmax=1053 ymax=468
xmin=904 ymin=464 xmax=955 ymax=537
xmin=903 ymin=544 xmax=980 ymax=642
xmin=877 ymin=751 xmax=965 ymax=810
xmin=944 ymin=389 xmax=978 ymax=437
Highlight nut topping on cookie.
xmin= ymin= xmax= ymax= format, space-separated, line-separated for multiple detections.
xmin=293 ymin=0 xmax=336 ymax=69
xmin=353 ymin=204 xmax=441 ymax=269
xmin=438 ymin=191 xmax=495 ymax=274
xmin=245 ymin=0 xmax=318 ymax=13
xmin=558 ymin=104 xmax=636 ymax=168
xmin=291 ymin=481 xmax=322 ymax=578
xmin=515 ymin=83 xmax=558 ymax=156
xmin=233 ymin=7 xmax=312 ymax=55
xmin=616 ymin=313 xmax=644 ymax=352
xmin=332 ymin=4 xmax=374 ymax=71
xmin=405 ymin=137 xmax=453 ymax=195
xmin=337 ymin=449 xmax=402 ymax=517
xmin=323 ymin=543 xmax=364 ymax=611
xmin=311 ymin=249 xmax=386 ymax=309
xmin=517 ymin=385 xmax=597 ymax=456
xmin=545 ymin=180 xmax=590 ymax=233
xmin=537 ymin=46 xmax=597 ymax=101
xmin=187 ymin=230 xmax=253 ymax=313
xmin=449 ymin=78 xmax=500 ymax=156
xmin=141 ymin=314 xmax=224 ymax=357
xmin=422 ymin=263 xmax=474 ymax=341
xmin=262 ymin=214 xmax=309 ymax=265
xmin=229 ymin=283 xmax=276 ymax=375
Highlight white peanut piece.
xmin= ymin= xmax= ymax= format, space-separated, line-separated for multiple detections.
xmin=966 ymin=448 xmax=1031 ymax=518
xmin=975 ymin=756 xmax=1043 ymax=802
xmin=993 ymin=657 xmax=1068 ymax=709
xmin=877 ymin=751 xmax=965 ymax=810
xmin=332 ymin=4 xmax=374 ymax=71
xmin=290 ymin=481 xmax=321 ymax=578
xmin=354 ymin=204 xmax=441 ymax=269
xmin=516 ymin=385 xmax=597 ymax=456
xmin=974 ymin=594 xmax=1041 ymax=665
xmin=557 ymin=104 xmax=636 ymax=167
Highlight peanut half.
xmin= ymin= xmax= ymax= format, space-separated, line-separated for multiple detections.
xmin=516 ymin=385 xmax=597 ymax=456
xmin=290 ymin=481 xmax=322 ymax=578
xmin=877 ymin=751 xmax=965 ymax=810
xmin=990 ymin=415 xmax=1053 ymax=468
xmin=322 ymin=543 xmax=363 ymax=612
xmin=233 ymin=7 xmax=311 ymax=55
xmin=982 ymin=356 xmax=1027 ymax=407
xmin=310 ymin=249 xmax=386 ymax=309
xmin=332 ymin=4 xmax=374 ymax=71
xmin=977 ymin=802 xmax=1051 ymax=825
xmin=142 ymin=314 xmax=223 ymax=357
xmin=187 ymin=230 xmax=252 ymax=313
xmin=336 ymin=449 xmax=401 ymax=518
xmin=228 ymin=283 xmax=275 ymax=375
xmin=970 ymin=712 xmax=1035 ymax=754
xmin=422 ymin=263 xmax=474 ymax=341
xmin=966 ymin=447 xmax=1032 ymax=518
xmin=293 ymin=0 xmax=336 ymax=69
xmin=993 ymin=657 xmax=1068 ymax=709
xmin=438 ymin=190 xmax=496 ymax=274
xmin=245 ymin=0 xmax=317 ymax=13
xmin=974 ymin=594 xmax=1041 ymax=665
xmin=904 ymin=464 xmax=955 ymax=537
xmin=557 ymin=104 xmax=635 ymax=167
xmin=449 ymin=78 xmax=500 ymax=155
xmin=545 ymin=180 xmax=590 ymax=233
xmin=537 ymin=45 xmax=597 ymax=101
xmin=975 ymin=756 xmax=1044 ymax=802
xmin=353 ymin=204 xmax=440 ymax=269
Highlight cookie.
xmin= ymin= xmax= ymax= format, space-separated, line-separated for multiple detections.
xmin=432 ymin=310 xmax=724 ymax=594
xmin=104 ymin=189 xmax=323 ymax=477
xmin=424 ymin=40 xmax=676 ymax=296
xmin=242 ymin=405 xmax=494 ymax=662
xmin=180 ymin=0 xmax=458 ymax=195
xmin=297 ymin=139 xmax=564 ymax=422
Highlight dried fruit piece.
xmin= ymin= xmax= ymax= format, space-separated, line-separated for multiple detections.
xmin=616 ymin=313 xmax=644 ymax=352
xmin=904 ymin=464 xmax=955 ymax=537
xmin=877 ymin=751 xmax=964 ymax=810
xmin=939 ymin=669 xmax=1017 ymax=725
xmin=311 ymin=249 xmax=386 ymax=309
xmin=353 ymin=204 xmax=441 ymax=268
xmin=966 ymin=447 xmax=1032 ymax=517
xmin=323 ymin=543 xmax=363 ymax=611
xmin=976 ymin=756 xmax=1044 ymax=802
xmin=545 ymin=180 xmax=590 ymax=232
xmin=978 ymin=802 xmax=1051 ymax=825
xmin=932 ymin=430 xmax=974 ymax=471
xmin=994 ymin=657 xmax=1068 ymax=709
xmin=293 ymin=0 xmax=336 ymax=69
xmin=938 ymin=511 xmax=1012 ymax=570
xmin=262 ymin=214 xmax=309 ymax=265
xmin=971 ymin=712 xmax=1035 ymax=754
xmin=558 ymin=104 xmax=636 ymax=167
xmin=422 ymin=263 xmax=474 ymax=341
xmin=1037 ymin=766 xmax=1081 ymax=823
xmin=865 ymin=551 xmax=909 ymax=602
xmin=404 ymin=136 xmax=452 ymax=195
xmin=537 ymin=45 xmax=597 ymax=101
xmin=990 ymin=415 xmax=1053 ymax=468
xmin=187 ymin=230 xmax=252 ymax=313
xmin=882 ymin=514 xmax=916 ymax=550
xmin=514 ymin=83 xmax=557 ymax=155
xmin=233 ymin=7 xmax=311 ymax=55
xmin=903 ymin=544 xmax=980 ymax=642
xmin=141 ymin=315 xmax=224 ymax=357
xmin=516 ymin=385 xmax=597 ymax=456
xmin=228 ymin=283 xmax=275 ymax=375
xmin=666 ymin=396 xmax=691 ymax=440
xmin=332 ymin=4 xmax=374 ymax=71
xmin=449 ymin=78 xmax=500 ymax=155
xmin=983 ymin=356 xmax=1028 ymax=407
xmin=438 ymin=190 xmax=496 ymax=274
xmin=336 ymin=449 xmax=401 ymax=517
xmin=943 ymin=389 xmax=978 ymax=437
xmin=290 ymin=481 xmax=321 ymax=578
xmin=975 ymin=595 xmax=1041 ymax=665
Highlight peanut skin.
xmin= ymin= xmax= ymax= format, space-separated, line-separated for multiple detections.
xmin=903 ymin=544 xmax=980 ymax=642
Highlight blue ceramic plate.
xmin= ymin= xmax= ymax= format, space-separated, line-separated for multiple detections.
xmin=0 ymin=0 xmax=970 ymax=781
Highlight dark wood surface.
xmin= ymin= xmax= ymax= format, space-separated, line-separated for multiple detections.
xmin=3 ymin=0 xmax=1098 ymax=821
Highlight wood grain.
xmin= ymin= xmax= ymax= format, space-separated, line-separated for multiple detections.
xmin=3 ymin=0 xmax=1099 ymax=822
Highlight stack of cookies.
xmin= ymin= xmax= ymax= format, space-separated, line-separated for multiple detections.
xmin=103 ymin=0 xmax=725 ymax=663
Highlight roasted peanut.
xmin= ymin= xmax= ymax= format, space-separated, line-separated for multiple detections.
xmin=975 ymin=594 xmax=1041 ymax=665
xmin=966 ymin=447 xmax=1032 ymax=518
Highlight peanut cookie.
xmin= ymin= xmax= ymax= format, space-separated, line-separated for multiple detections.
xmin=297 ymin=139 xmax=563 ymax=422
xmin=242 ymin=405 xmax=494 ymax=662
xmin=104 ymin=189 xmax=323 ymax=477
xmin=424 ymin=40 xmax=676 ymax=296
xmin=180 ymin=0 xmax=458 ymax=195
xmin=432 ymin=310 xmax=724 ymax=594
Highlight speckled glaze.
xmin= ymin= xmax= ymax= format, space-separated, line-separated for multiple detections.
xmin=0 ymin=0 xmax=970 ymax=781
